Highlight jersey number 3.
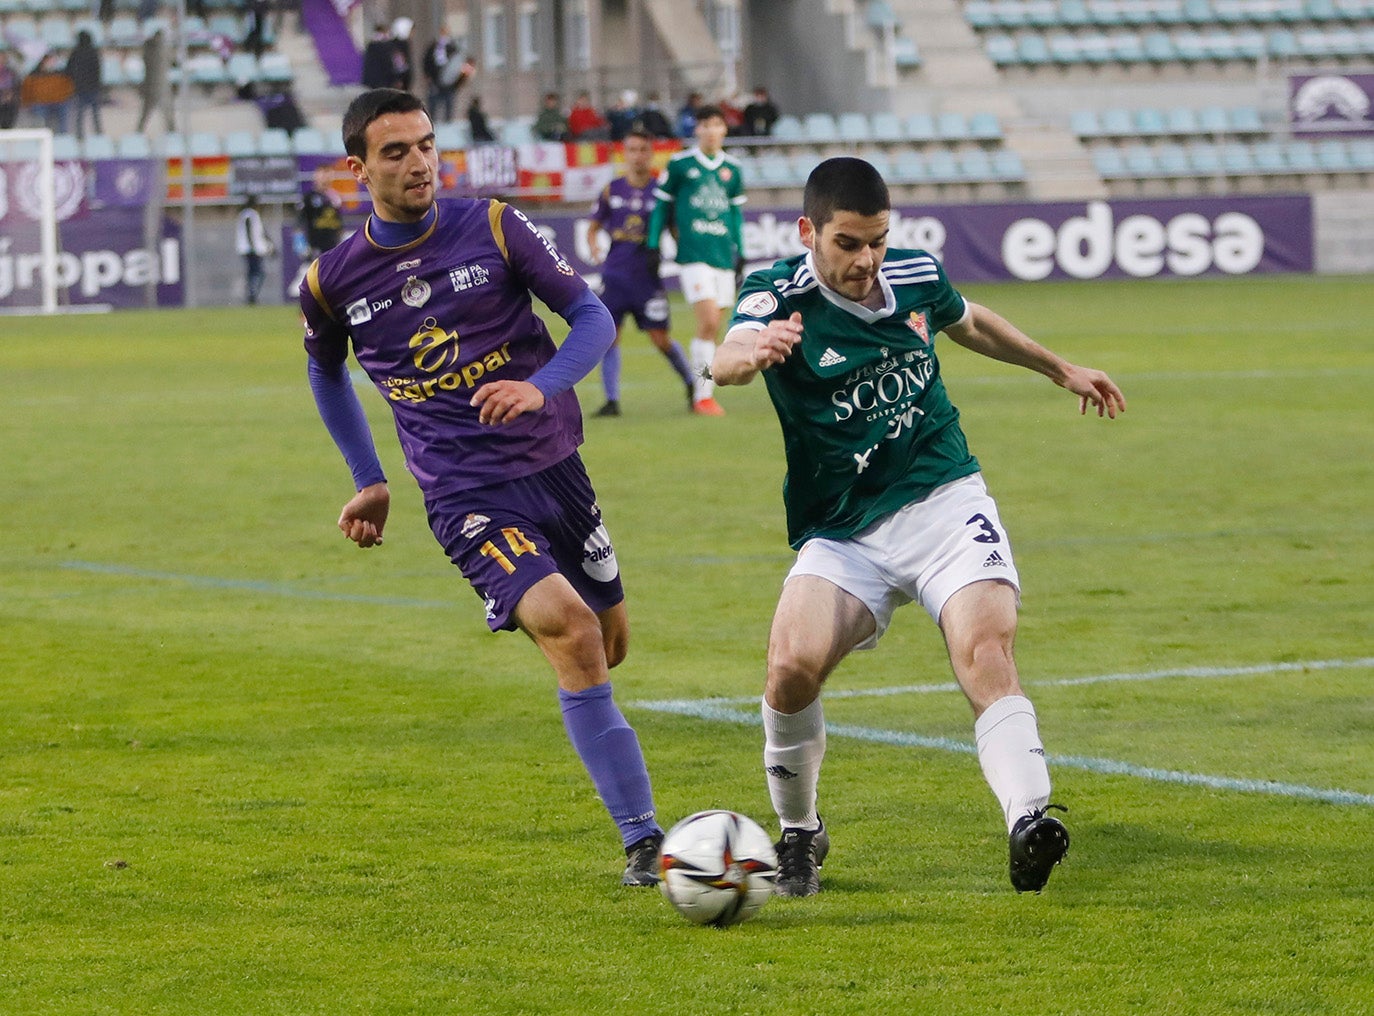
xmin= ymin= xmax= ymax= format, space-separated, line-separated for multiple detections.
xmin=480 ymin=527 xmax=540 ymax=574
xmin=965 ymin=513 xmax=1002 ymax=545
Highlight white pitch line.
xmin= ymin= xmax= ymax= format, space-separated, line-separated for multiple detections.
xmin=683 ymin=658 xmax=1374 ymax=707
xmin=630 ymin=657 xmax=1374 ymax=808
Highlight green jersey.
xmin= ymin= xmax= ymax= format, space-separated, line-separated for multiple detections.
xmin=647 ymin=148 xmax=745 ymax=269
xmin=730 ymin=249 xmax=980 ymax=549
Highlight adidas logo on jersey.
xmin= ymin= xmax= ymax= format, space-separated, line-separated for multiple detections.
xmin=983 ymin=551 xmax=1008 ymax=568
xmin=817 ymin=347 xmax=847 ymax=367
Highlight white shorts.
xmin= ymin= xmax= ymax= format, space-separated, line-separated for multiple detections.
xmin=785 ymin=473 xmax=1021 ymax=650
xmin=679 ymin=263 xmax=736 ymax=309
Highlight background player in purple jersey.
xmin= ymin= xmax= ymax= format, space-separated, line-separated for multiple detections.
xmin=585 ymin=129 xmax=696 ymax=417
xmin=298 ymin=89 xmax=665 ymax=886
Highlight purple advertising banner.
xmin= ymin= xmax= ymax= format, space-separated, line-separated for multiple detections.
xmin=520 ymin=194 xmax=1313 ymax=287
xmin=0 ymin=205 xmax=184 ymax=309
xmin=1289 ymin=74 xmax=1374 ymax=136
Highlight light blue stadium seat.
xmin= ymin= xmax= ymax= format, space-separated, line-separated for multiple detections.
xmin=803 ymin=113 xmax=840 ymax=143
xmin=1070 ymin=109 xmax=1101 ymax=136
xmin=1048 ymin=33 xmax=1082 ymax=63
xmin=257 ymin=128 xmax=292 ymax=156
xmin=1059 ymin=0 xmax=1093 ymax=27
xmin=1315 ymin=139 xmax=1352 ymax=171
xmin=117 ymin=134 xmax=150 ymax=159
xmin=1232 ymin=29 xmax=1267 ymax=57
xmin=1181 ymin=0 xmax=1213 ymax=23
xmin=1228 ymin=105 xmax=1264 ymax=133
xmin=1028 ymin=0 xmax=1061 ymax=27
xmin=1134 ymin=107 xmax=1168 ymax=135
xmin=1019 ymin=33 xmax=1053 ymax=63
xmin=1142 ymin=30 xmax=1178 ymax=60
xmin=226 ymin=52 xmax=257 ymax=86
xmin=74 ymin=19 xmax=104 ymax=46
xmin=1079 ymin=31 xmax=1116 ymax=62
xmin=1267 ymin=28 xmax=1299 ymax=57
xmin=186 ymin=53 xmax=228 ymax=87
xmin=754 ymin=155 xmax=794 ymax=187
xmin=107 ymin=14 xmax=140 ymax=49
xmin=958 ymin=148 xmax=994 ymax=180
xmin=1221 ymin=142 xmax=1255 ymax=173
xmin=870 ymin=111 xmax=905 ymax=143
xmin=1093 ymin=146 xmax=1128 ymax=177
xmin=1304 ymin=0 xmax=1340 ymax=20
xmin=1285 ymin=140 xmax=1318 ymax=171
xmin=1088 ymin=0 xmax=1128 ymax=26
xmin=965 ymin=0 xmax=998 ymax=29
xmin=1100 ymin=107 xmax=1134 ymax=136
xmin=968 ymin=112 xmax=1003 ymax=141
xmin=926 ymin=149 xmax=960 ymax=182
xmin=863 ymin=151 xmax=894 ymax=178
xmin=1326 ymin=27 xmax=1361 ymax=56
xmin=190 ymin=131 xmax=222 ymax=157
xmin=936 ymin=111 xmax=970 ymax=141
xmin=1347 ymin=138 xmax=1374 ymax=170
xmin=41 ymin=18 xmax=74 ymax=51
xmin=788 ymin=154 xmax=820 ymax=184
xmin=1110 ymin=31 xmax=1146 ymax=60
xmin=985 ymin=33 xmax=1018 ymax=64
xmin=1252 ymin=141 xmax=1287 ymax=173
xmin=500 ymin=120 xmax=533 ymax=145
xmin=770 ymin=115 xmax=803 ymax=142
xmin=992 ymin=149 xmax=1026 ymax=180
xmin=1197 ymin=106 xmax=1229 ymax=134
xmin=223 ymin=130 xmax=257 ymax=158
xmin=1202 ymin=30 xmax=1240 ymax=59
xmin=1152 ymin=0 xmax=1187 ymax=26
xmin=1155 ymin=143 xmax=1190 ymax=175
xmin=904 ymin=113 xmax=936 ymax=142
xmin=866 ymin=0 xmax=898 ymax=28
xmin=891 ymin=149 xmax=927 ymax=183
xmin=1165 ymin=106 xmax=1200 ymax=134
xmin=100 ymin=52 xmax=125 ymax=87
xmin=81 ymin=134 xmax=115 ymax=160
xmin=1187 ymin=143 xmax=1222 ymax=173
xmin=892 ymin=35 xmax=922 ymax=68
xmin=1123 ymin=144 xmax=1158 ymax=175
xmin=258 ymin=52 xmax=293 ymax=84
xmin=837 ymin=112 xmax=872 ymax=142
xmin=433 ymin=121 xmax=469 ymax=151
xmin=51 ymin=133 xmax=80 ymax=160
xmin=993 ymin=0 xmax=1030 ymax=28
xmin=1174 ymin=31 xmax=1208 ymax=60
xmin=160 ymin=132 xmax=187 ymax=157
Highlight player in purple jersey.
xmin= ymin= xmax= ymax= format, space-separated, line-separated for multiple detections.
xmin=585 ymin=129 xmax=695 ymax=417
xmin=299 ymin=89 xmax=665 ymax=886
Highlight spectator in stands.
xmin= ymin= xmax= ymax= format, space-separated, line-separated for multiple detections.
xmin=390 ymin=17 xmax=414 ymax=94
xmin=467 ymin=95 xmax=495 ymax=143
xmin=634 ymin=92 xmax=673 ymax=139
xmin=136 ymin=26 xmax=173 ymax=131
xmin=741 ymin=86 xmax=779 ymax=138
xmin=568 ymin=91 xmax=609 ymax=141
xmin=245 ymin=0 xmax=271 ymax=59
xmin=361 ymin=23 xmax=396 ymax=90
xmin=422 ymin=30 xmax=464 ymax=123
xmin=718 ymin=93 xmax=745 ymax=136
xmin=296 ymin=164 xmax=345 ymax=260
xmin=259 ymin=85 xmax=307 ymax=134
xmin=137 ymin=0 xmax=158 ymax=22
xmin=533 ymin=92 xmax=569 ymax=142
xmin=65 ymin=30 xmax=103 ymax=141
xmin=606 ymin=90 xmax=638 ymax=143
xmin=675 ymin=91 xmax=702 ymax=139
xmin=0 ymin=53 xmax=21 ymax=131
xmin=235 ymin=194 xmax=275 ymax=305
xmin=21 ymin=53 xmax=74 ymax=135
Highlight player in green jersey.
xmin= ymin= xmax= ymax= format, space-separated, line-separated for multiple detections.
xmin=712 ymin=157 xmax=1126 ymax=897
xmin=646 ymin=105 xmax=746 ymax=416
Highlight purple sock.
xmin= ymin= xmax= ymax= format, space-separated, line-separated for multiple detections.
xmin=664 ymin=341 xmax=693 ymax=387
xmin=558 ymin=683 xmax=661 ymax=848
xmin=601 ymin=344 xmax=622 ymax=402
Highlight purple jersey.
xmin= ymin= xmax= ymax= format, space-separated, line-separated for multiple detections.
xmin=301 ymin=198 xmax=588 ymax=499
xmin=590 ymin=176 xmax=658 ymax=294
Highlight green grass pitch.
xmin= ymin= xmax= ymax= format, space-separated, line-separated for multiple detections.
xmin=2 ymin=274 xmax=1371 ymax=1014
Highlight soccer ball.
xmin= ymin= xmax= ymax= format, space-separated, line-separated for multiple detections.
xmin=659 ymin=810 xmax=778 ymax=927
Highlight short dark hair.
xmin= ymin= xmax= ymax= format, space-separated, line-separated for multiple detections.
xmin=803 ymin=157 xmax=890 ymax=230
xmin=695 ymin=104 xmax=725 ymax=124
xmin=624 ymin=127 xmax=653 ymax=144
xmin=343 ymin=88 xmax=428 ymax=159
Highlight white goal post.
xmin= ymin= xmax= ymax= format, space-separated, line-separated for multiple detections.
xmin=0 ymin=127 xmax=59 ymax=315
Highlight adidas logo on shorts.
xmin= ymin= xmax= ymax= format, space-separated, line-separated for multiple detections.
xmin=983 ymin=551 xmax=1008 ymax=568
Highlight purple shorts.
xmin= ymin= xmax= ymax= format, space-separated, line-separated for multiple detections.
xmin=601 ymin=275 xmax=670 ymax=332
xmin=425 ymin=452 xmax=624 ymax=632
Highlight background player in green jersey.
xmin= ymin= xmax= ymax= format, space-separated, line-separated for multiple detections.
xmin=711 ymin=157 xmax=1126 ymax=898
xmin=646 ymin=105 xmax=746 ymax=416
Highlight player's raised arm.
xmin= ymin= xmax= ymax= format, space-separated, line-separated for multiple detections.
xmin=944 ymin=301 xmax=1126 ymax=419
xmin=713 ymin=312 xmax=803 ymax=386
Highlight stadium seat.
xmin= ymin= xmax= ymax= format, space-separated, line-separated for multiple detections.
xmin=1019 ymin=33 xmax=1054 ymax=64
xmin=866 ymin=0 xmax=898 ymax=29
xmin=925 ymin=149 xmax=960 ymax=183
xmin=993 ymin=0 xmax=1030 ymax=28
xmin=1198 ymin=106 xmax=1230 ymax=134
xmin=1347 ymin=138 xmax=1374 ymax=170
xmin=1123 ymin=144 xmax=1159 ymax=176
xmin=992 ymin=149 xmax=1026 ymax=180
xmin=892 ymin=34 xmax=922 ymax=68
xmin=1110 ymin=31 xmax=1146 ymax=60
xmin=957 ymin=148 xmax=994 ymax=180
xmin=1221 ymin=142 xmax=1256 ymax=173
xmin=1285 ymin=140 xmax=1319 ymax=172
xmin=1187 ymin=143 xmax=1222 ymax=174
xmin=1028 ymin=0 xmax=1062 ymax=27
xmin=964 ymin=0 xmax=998 ymax=29
xmin=803 ymin=113 xmax=840 ymax=143
xmin=1070 ymin=109 xmax=1101 ymax=137
xmin=51 ymin=133 xmax=80 ymax=160
xmin=1059 ymin=0 xmax=1094 ymax=27
xmin=258 ymin=52 xmax=293 ymax=84
xmin=257 ymin=128 xmax=292 ymax=156
xmin=117 ymin=134 xmax=151 ymax=159
xmin=1228 ymin=105 xmax=1265 ymax=134
xmin=190 ymin=131 xmax=223 ymax=157
xmin=890 ymin=149 xmax=927 ymax=183
xmin=1155 ymin=143 xmax=1190 ymax=175
xmin=223 ymin=130 xmax=257 ymax=158
xmin=1142 ymin=30 xmax=1178 ymax=61
xmin=1165 ymin=106 xmax=1200 ymax=135
xmin=869 ymin=111 xmax=905 ymax=143
xmin=1093 ymin=146 xmax=1128 ymax=177
xmin=40 ymin=18 xmax=73 ymax=51
xmin=984 ymin=33 xmax=1019 ymax=64
xmin=226 ymin=52 xmax=258 ymax=87
xmin=81 ymin=134 xmax=115 ymax=160
xmin=863 ymin=151 xmax=894 ymax=178
xmin=1048 ymin=33 xmax=1085 ymax=64
xmin=433 ymin=121 xmax=469 ymax=151
xmin=1266 ymin=28 xmax=1299 ymax=57
xmin=1315 ymin=139 xmax=1352 ymax=172
xmin=837 ymin=112 xmax=872 ymax=143
xmin=903 ymin=113 xmax=936 ymax=143
xmin=936 ymin=112 xmax=970 ymax=141
xmin=186 ymin=53 xmax=229 ymax=87
xmin=754 ymin=155 xmax=794 ymax=187
xmin=1100 ymin=108 xmax=1134 ymax=137
xmin=968 ymin=112 xmax=1004 ymax=141
xmin=1252 ymin=141 xmax=1287 ymax=173
xmin=1134 ymin=107 xmax=1168 ymax=136
xmin=770 ymin=115 xmax=803 ymax=142
xmin=107 ymin=14 xmax=141 ymax=49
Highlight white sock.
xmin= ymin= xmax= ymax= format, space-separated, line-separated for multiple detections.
xmin=690 ymin=337 xmax=716 ymax=401
xmin=974 ymin=694 xmax=1051 ymax=832
xmin=762 ymin=698 xmax=825 ymax=831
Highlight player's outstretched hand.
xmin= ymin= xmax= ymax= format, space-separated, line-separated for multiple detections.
xmin=472 ymin=379 xmax=546 ymax=425
xmin=339 ymin=482 xmax=390 ymax=548
xmin=753 ymin=311 xmax=803 ymax=370
xmin=1061 ymin=365 xmax=1127 ymax=419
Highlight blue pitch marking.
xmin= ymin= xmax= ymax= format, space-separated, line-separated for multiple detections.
xmin=60 ymin=560 xmax=454 ymax=609
xmin=631 ymin=657 xmax=1374 ymax=808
